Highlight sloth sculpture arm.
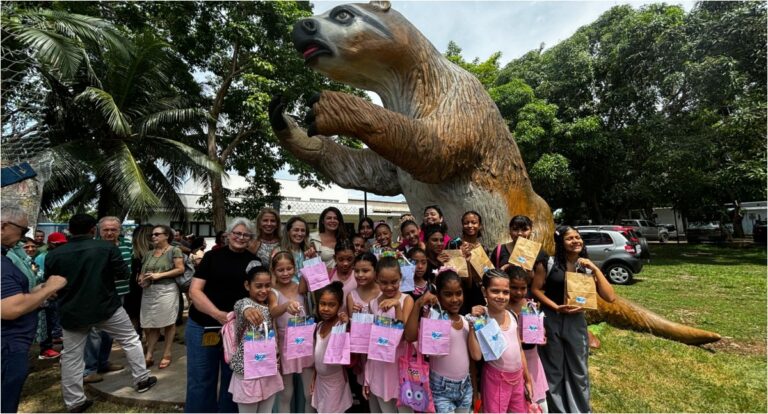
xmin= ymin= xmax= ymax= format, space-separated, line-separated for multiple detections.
xmin=270 ymin=97 xmax=402 ymax=195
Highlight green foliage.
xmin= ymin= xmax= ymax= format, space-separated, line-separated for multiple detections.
xmin=450 ymin=1 xmax=766 ymax=224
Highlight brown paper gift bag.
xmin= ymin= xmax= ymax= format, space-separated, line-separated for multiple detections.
xmin=565 ymin=271 xmax=597 ymax=310
xmin=509 ymin=237 xmax=542 ymax=271
xmin=469 ymin=245 xmax=495 ymax=276
xmin=443 ymin=249 xmax=469 ymax=278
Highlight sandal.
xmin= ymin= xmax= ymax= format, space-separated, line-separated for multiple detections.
xmin=159 ymin=356 xmax=172 ymax=369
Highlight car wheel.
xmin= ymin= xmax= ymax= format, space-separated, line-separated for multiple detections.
xmin=604 ymin=263 xmax=634 ymax=285
xmin=659 ymin=232 xmax=669 ymax=243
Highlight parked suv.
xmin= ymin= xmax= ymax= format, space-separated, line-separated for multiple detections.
xmin=620 ymin=219 xmax=670 ymax=242
xmin=578 ymin=229 xmax=644 ymax=285
xmin=575 ymin=225 xmax=650 ymax=260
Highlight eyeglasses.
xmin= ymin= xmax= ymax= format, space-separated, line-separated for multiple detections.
xmin=230 ymin=231 xmax=253 ymax=240
xmin=151 ymin=232 xmax=166 ymax=237
xmin=4 ymin=221 xmax=30 ymax=235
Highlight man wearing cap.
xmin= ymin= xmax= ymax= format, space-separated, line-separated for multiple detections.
xmin=2 ymin=203 xmax=68 ymax=413
xmin=80 ymin=216 xmax=131 ymax=384
xmin=45 ymin=213 xmax=157 ymax=412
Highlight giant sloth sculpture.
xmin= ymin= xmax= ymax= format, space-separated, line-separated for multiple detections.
xmin=270 ymin=1 xmax=720 ymax=345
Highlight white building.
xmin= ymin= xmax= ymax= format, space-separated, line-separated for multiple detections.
xmin=147 ymin=176 xmax=412 ymax=236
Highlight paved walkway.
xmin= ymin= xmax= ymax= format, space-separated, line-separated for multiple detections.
xmin=87 ymin=339 xmax=187 ymax=409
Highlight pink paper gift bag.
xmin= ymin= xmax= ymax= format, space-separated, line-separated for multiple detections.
xmin=243 ymin=323 xmax=278 ymax=379
xmin=418 ymin=316 xmax=451 ymax=356
xmin=367 ymin=320 xmax=404 ymax=363
xmin=323 ymin=324 xmax=351 ymax=365
xmin=300 ymin=257 xmax=330 ymax=292
xmin=285 ymin=319 xmax=316 ymax=360
xmin=350 ymin=313 xmax=374 ymax=354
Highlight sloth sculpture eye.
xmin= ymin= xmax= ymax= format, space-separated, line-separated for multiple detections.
xmin=334 ymin=10 xmax=353 ymax=23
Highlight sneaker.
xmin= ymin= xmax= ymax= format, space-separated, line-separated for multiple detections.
xmin=136 ymin=376 xmax=157 ymax=393
xmin=38 ymin=349 xmax=61 ymax=359
xmin=97 ymin=362 xmax=124 ymax=373
xmin=83 ymin=373 xmax=103 ymax=384
xmin=68 ymin=400 xmax=93 ymax=413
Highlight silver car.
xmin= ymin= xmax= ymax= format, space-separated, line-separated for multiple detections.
xmin=578 ymin=229 xmax=644 ymax=285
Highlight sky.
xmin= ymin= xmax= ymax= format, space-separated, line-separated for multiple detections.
xmin=278 ymin=0 xmax=694 ymax=201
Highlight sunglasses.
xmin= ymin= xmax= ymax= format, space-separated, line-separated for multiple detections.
xmin=5 ymin=221 xmax=30 ymax=235
xmin=151 ymin=232 xmax=166 ymax=237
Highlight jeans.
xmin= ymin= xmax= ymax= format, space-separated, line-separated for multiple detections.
xmin=61 ymin=307 xmax=149 ymax=410
xmin=39 ymin=301 xmax=63 ymax=351
xmin=185 ymin=318 xmax=237 ymax=413
xmin=429 ymin=372 xmax=473 ymax=413
xmin=83 ymin=329 xmax=113 ymax=376
xmin=1 ymin=347 xmax=29 ymax=413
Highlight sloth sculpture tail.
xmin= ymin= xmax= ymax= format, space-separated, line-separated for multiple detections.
xmin=593 ymin=296 xmax=721 ymax=345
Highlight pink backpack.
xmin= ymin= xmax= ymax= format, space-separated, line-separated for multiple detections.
xmin=221 ymin=312 xmax=237 ymax=363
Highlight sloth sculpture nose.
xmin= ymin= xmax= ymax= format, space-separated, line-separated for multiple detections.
xmin=299 ymin=19 xmax=317 ymax=33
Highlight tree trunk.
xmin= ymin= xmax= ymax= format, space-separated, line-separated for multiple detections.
xmin=732 ymin=200 xmax=745 ymax=238
xmin=210 ymin=172 xmax=227 ymax=232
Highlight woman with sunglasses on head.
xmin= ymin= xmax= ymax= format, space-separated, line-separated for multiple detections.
xmin=310 ymin=207 xmax=348 ymax=270
xmin=185 ymin=218 xmax=260 ymax=413
xmin=138 ymin=225 xmax=185 ymax=371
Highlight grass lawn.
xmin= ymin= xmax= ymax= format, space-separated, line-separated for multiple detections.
xmin=17 ymin=243 xmax=766 ymax=412
xmin=589 ymin=243 xmax=767 ymax=412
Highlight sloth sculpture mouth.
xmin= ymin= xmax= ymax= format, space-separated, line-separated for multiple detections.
xmin=300 ymin=42 xmax=332 ymax=62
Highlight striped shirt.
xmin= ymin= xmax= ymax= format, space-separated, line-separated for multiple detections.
xmin=115 ymin=238 xmax=132 ymax=296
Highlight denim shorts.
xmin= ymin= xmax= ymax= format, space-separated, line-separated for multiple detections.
xmin=429 ymin=371 xmax=473 ymax=413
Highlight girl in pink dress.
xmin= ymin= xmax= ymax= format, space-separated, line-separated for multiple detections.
xmin=229 ymin=263 xmax=284 ymax=413
xmin=268 ymin=252 xmax=314 ymax=413
xmin=347 ymin=253 xmax=381 ymax=389
xmin=404 ymin=267 xmax=474 ymax=413
xmin=330 ymin=240 xmax=357 ymax=310
xmin=468 ymin=269 xmax=533 ymax=413
xmin=311 ymin=281 xmax=353 ymax=413
xmin=508 ymin=266 xmax=549 ymax=413
xmin=364 ymin=256 xmax=415 ymax=413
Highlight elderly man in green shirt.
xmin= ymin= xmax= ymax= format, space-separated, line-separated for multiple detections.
xmin=45 ymin=214 xmax=157 ymax=412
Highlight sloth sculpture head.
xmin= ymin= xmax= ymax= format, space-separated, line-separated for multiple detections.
xmin=292 ymin=1 xmax=439 ymax=90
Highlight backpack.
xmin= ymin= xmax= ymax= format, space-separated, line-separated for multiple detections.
xmin=221 ymin=312 xmax=237 ymax=363
xmin=165 ymin=248 xmax=195 ymax=292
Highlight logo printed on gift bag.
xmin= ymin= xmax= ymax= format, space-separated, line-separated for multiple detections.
xmin=294 ymin=337 xmax=305 ymax=344
xmin=254 ymin=353 xmax=267 ymax=362
xmin=377 ymin=337 xmax=390 ymax=346
xmin=431 ymin=331 xmax=442 ymax=340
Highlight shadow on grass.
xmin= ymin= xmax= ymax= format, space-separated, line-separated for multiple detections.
xmin=644 ymin=244 xmax=767 ymax=267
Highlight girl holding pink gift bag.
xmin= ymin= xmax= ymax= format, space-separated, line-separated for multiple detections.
xmin=311 ymin=281 xmax=353 ymax=413
xmin=229 ymin=263 xmax=283 ymax=413
xmin=405 ymin=267 xmax=475 ymax=413
xmin=507 ymin=266 xmax=549 ymax=413
xmin=267 ymin=252 xmax=314 ymax=413
xmin=347 ymin=253 xmax=380 ymax=395
xmin=468 ymin=269 xmax=533 ymax=414
xmin=364 ymin=256 xmax=415 ymax=413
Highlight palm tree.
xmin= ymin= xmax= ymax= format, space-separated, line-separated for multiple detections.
xmin=43 ymin=31 xmax=221 ymax=220
xmin=2 ymin=4 xmax=221 ymax=221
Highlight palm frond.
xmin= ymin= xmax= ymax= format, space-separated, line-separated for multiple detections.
xmin=12 ymin=27 xmax=84 ymax=78
xmin=98 ymin=141 xmax=160 ymax=218
xmin=57 ymin=181 xmax=99 ymax=214
xmin=148 ymin=136 xmax=225 ymax=175
xmin=75 ymin=86 xmax=132 ymax=136
xmin=141 ymin=162 xmax=189 ymax=223
xmin=136 ymin=108 xmax=211 ymax=136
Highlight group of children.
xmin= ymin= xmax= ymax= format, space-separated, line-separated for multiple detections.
xmin=227 ymin=207 xmax=550 ymax=413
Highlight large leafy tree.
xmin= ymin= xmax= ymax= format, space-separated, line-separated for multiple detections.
xmin=451 ymin=1 xmax=765 ymax=226
xmin=100 ymin=1 xmax=361 ymax=230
